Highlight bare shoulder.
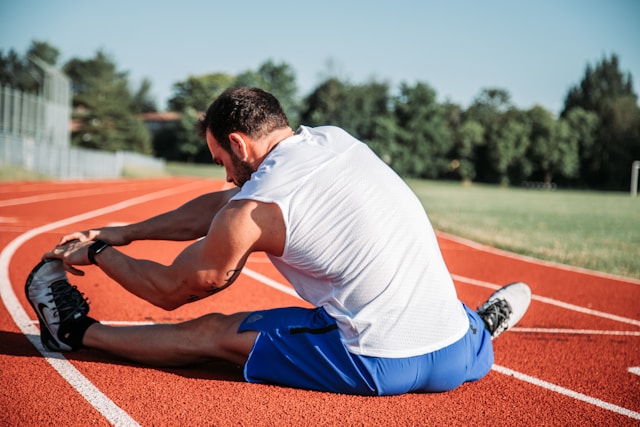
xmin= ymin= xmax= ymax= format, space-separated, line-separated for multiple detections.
xmin=210 ymin=199 xmax=285 ymax=256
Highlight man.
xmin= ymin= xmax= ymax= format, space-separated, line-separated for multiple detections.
xmin=26 ymin=87 xmax=531 ymax=395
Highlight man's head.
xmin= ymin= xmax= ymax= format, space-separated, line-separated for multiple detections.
xmin=196 ymin=87 xmax=289 ymax=153
xmin=196 ymin=87 xmax=290 ymax=187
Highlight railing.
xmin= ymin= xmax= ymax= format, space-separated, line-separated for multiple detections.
xmin=0 ymin=84 xmax=164 ymax=179
xmin=0 ymin=132 xmax=165 ymax=179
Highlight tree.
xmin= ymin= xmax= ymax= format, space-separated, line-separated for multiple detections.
xmin=390 ymin=82 xmax=453 ymax=178
xmin=176 ymin=107 xmax=208 ymax=162
xmin=300 ymin=77 xmax=349 ymax=126
xmin=562 ymin=54 xmax=636 ymax=116
xmin=527 ymin=106 xmax=579 ymax=185
xmin=344 ymin=80 xmax=392 ymax=145
xmin=489 ymin=117 xmax=531 ymax=185
xmin=0 ymin=40 xmax=60 ymax=92
xmin=453 ymin=119 xmax=485 ymax=183
xmin=563 ymin=107 xmax=599 ymax=186
xmin=27 ymin=40 xmax=60 ymax=66
xmin=236 ymin=60 xmax=299 ymax=125
xmin=168 ymin=72 xmax=235 ymax=112
xmin=466 ymin=88 xmax=522 ymax=183
xmin=300 ymin=77 xmax=393 ymax=160
xmin=64 ymin=50 xmax=152 ymax=154
xmin=131 ymin=78 xmax=157 ymax=113
xmin=561 ymin=54 xmax=639 ymax=189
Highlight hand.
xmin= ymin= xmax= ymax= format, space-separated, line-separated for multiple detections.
xmin=58 ymin=227 xmax=130 ymax=247
xmin=43 ymin=240 xmax=93 ymax=276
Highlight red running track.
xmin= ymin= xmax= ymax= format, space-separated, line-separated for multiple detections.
xmin=1 ymin=178 xmax=638 ymax=426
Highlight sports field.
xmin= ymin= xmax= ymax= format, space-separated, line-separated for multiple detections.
xmin=407 ymin=179 xmax=640 ymax=280
xmin=1 ymin=177 xmax=639 ymax=425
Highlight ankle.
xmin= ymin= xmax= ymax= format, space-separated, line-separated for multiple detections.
xmin=59 ymin=316 xmax=99 ymax=350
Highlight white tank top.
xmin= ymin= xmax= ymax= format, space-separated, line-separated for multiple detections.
xmin=232 ymin=126 xmax=468 ymax=357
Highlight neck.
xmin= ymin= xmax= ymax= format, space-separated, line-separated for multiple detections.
xmin=260 ymin=127 xmax=295 ymax=158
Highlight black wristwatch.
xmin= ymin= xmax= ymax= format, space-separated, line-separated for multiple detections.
xmin=88 ymin=240 xmax=110 ymax=265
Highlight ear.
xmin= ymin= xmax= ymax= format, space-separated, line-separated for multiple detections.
xmin=228 ymin=133 xmax=249 ymax=160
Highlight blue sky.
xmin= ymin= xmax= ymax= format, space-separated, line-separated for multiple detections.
xmin=1 ymin=0 xmax=638 ymax=115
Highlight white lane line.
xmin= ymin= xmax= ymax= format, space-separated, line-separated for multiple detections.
xmin=511 ymin=327 xmax=640 ymax=336
xmin=242 ymin=268 xmax=298 ymax=298
xmin=629 ymin=367 xmax=640 ymax=377
xmin=4 ymin=179 xmax=637 ymax=421
xmin=492 ymin=364 xmax=640 ymax=420
xmin=452 ymin=274 xmax=640 ymax=327
xmin=0 ymin=179 xmax=210 ymax=427
xmin=241 ymin=270 xmax=640 ymax=420
xmin=0 ymin=188 xmax=112 ymax=207
xmin=439 ymin=231 xmax=640 ymax=286
xmin=0 ymin=181 xmax=170 ymax=208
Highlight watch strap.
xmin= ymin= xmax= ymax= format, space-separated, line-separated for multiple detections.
xmin=88 ymin=240 xmax=110 ymax=265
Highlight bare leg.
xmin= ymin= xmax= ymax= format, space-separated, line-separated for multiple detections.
xmin=82 ymin=312 xmax=258 ymax=367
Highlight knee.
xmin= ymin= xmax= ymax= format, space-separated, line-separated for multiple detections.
xmin=177 ymin=313 xmax=236 ymax=345
xmin=176 ymin=312 xmax=254 ymax=364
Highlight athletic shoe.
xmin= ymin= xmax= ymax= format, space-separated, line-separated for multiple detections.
xmin=477 ymin=282 xmax=531 ymax=339
xmin=25 ymin=258 xmax=91 ymax=351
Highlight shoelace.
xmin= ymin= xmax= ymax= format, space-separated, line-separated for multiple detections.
xmin=478 ymin=298 xmax=512 ymax=336
xmin=47 ymin=280 xmax=89 ymax=324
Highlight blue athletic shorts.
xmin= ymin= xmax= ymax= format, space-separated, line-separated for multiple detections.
xmin=237 ymin=304 xmax=494 ymax=395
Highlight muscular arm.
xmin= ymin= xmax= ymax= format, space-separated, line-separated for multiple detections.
xmin=60 ymin=188 xmax=240 ymax=246
xmin=63 ymin=199 xmax=285 ymax=310
xmin=118 ymin=188 xmax=240 ymax=242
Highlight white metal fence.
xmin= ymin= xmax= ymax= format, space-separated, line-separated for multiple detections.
xmin=0 ymin=132 xmax=165 ymax=179
xmin=0 ymin=82 xmax=164 ymax=179
xmin=0 ymin=84 xmax=64 ymax=146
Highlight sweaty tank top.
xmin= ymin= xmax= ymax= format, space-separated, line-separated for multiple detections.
xmin=231 ymin=126 xmax=469 ymax=357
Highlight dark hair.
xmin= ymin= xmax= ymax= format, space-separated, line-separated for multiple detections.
xmin=196 ymin=87 xmax=289 ymax=152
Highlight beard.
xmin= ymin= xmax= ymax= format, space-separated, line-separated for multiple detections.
xmin=230 ymin=152 xmax=255 ymax=187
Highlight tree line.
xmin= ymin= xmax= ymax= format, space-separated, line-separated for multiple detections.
xmin=2 ymin=41 xmax=638 ymax=190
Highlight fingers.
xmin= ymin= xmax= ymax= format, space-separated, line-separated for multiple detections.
xmin=43 ymin=241 xmax=91 ymax=273
xmin=43 ymin=243 xmax=71 ymax=259
xmin=64 ymin=262 xmax=85 ymax=276
xmin=58 ymin=231 xmax=89 ymax=245
xmin=42 ymin=244 xmax=86 ymax=276
xmin=42 ymin=245 xmax=64 ymax=260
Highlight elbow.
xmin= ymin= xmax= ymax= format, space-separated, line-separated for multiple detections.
xmin=152 ymin=298 xmax=182 ymax=311
xmin=150 ymin=288 xmax=184 ymax=311
xmin=157 ymin=300 xmax=182 ymax=311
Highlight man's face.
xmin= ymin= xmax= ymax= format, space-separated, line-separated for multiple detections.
xmin=206 ymin=131 xmax=254 ymax=187
xmin=229 ymin=150 xmax=255 ymax=188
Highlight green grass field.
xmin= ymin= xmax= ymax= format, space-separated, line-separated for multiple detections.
xmin=408 ymin=179 xmax=639 ymax=280
xmin=3 ymin=163 xmax=638 ymax=280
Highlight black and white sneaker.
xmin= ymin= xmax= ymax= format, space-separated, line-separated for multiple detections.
xmin=25 ymin=258 xmax=94 ymax=351
xmin=477 ymin=282 xmax=531 ymax=339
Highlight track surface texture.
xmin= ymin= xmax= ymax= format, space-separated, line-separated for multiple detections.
xmin=1 ymin=178 xmax=638 ymax=426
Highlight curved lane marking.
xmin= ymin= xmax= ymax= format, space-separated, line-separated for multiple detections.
xmin=439 ymin=231 xmax=640 ymax=286
xmin=511 ymin=327 xmax=640 ymax=336
xmin=0 ymin=179 xmax=211 ymax=427
xmin=493 ymin=364 xmax=640 ymax=420
xmin=2 ymin=180 xmax=637 ymax=422
xmin=243 ymin=269 xmax=640 ymax=420
xmin=0 ymin=180 xmax=181 ymax=208
xmin=452 ymin=274 xmax=640 ymax=327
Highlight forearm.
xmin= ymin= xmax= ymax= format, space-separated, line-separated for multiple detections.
xmin=125 ymin=189 xmax=239 ymax=242
xmin=90 ymin=234 xmax=240 ymax=310
xmin=93 ymin=188 xmax=240 ymax=245
xmin=93 ymin=246 xmax=185 ymax=310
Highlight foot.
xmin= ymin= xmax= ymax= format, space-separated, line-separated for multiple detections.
xmin=25 ymin=259 xmax=94 ymax=351
xmin=477 ymin=282 xmax=531 ymax=339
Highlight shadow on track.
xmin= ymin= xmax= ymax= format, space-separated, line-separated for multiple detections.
xmin=0 ymin=329 xmax=245 ymax=382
